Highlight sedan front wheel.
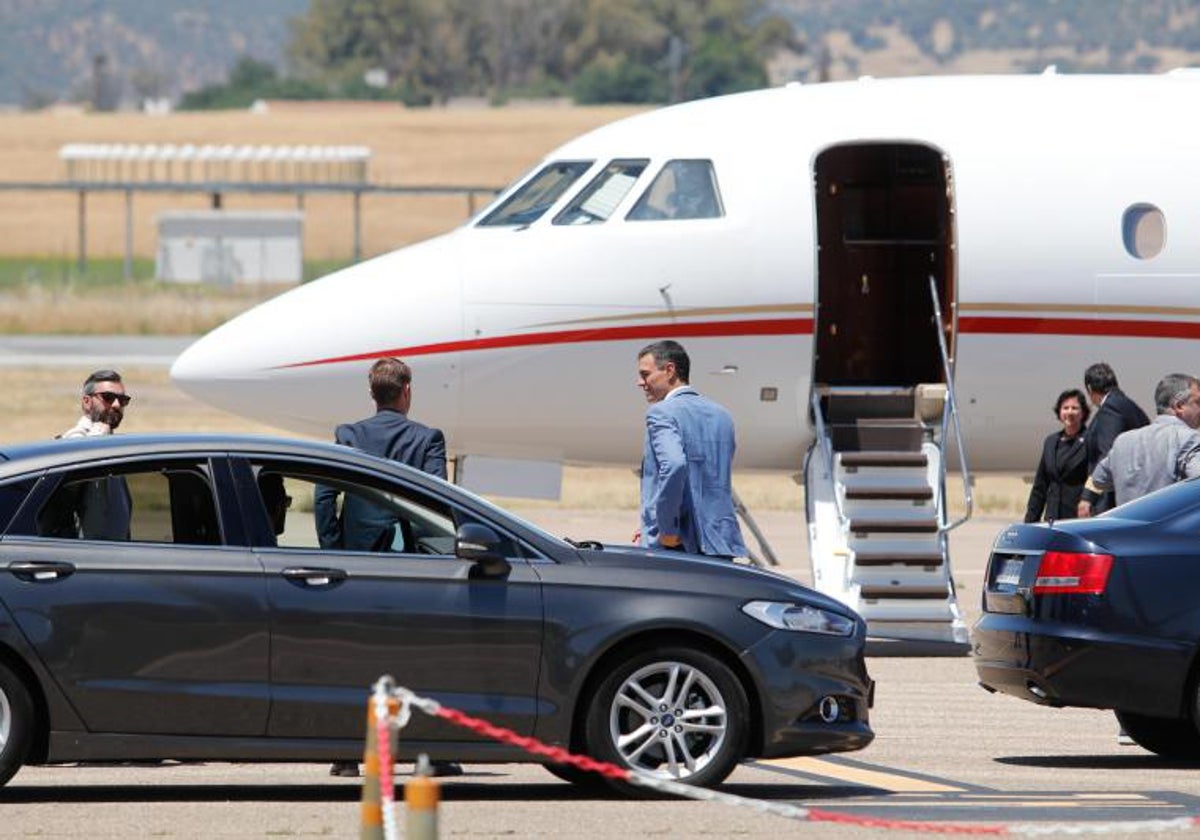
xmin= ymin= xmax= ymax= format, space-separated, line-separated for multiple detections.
xmin=585 ymin=646 xmax=748 ymax=795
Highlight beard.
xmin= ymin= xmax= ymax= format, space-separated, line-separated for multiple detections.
xmin=102 ymin=406 xmax=123 ymax=429
xmin=87 ymin=402 xmax=123 ymax=429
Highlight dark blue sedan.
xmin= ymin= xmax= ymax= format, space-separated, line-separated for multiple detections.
xmin=0 ymin=434 xmax=873 ymax=793
xmin=974 ymin=481 xmax=1200 ymax=757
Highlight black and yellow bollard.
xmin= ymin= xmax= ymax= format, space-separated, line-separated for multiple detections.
xmin=405 ymin=754 xmax=440 ymax=840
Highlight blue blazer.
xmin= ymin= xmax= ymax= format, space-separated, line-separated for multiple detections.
xmin=314 ymin=408 xmax=447 ymax=550
xmin=639 ymin=387 xmax=747 ymax=557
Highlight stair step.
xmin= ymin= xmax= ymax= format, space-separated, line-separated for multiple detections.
xmin=850 ymin=517 xmax=939 ymax=534
xmin=840 ymin=451 xmax=928 ymax=468
xmin=860 ymin=585 xmax=949 ymax=599
xmin=845 ymin=485 xmax=933 ymax=501
xmin=824 ymin=390 xmax=915 ymax=422
xmin=831 ymin=420 xmax=924 ymax=453
xmin=857 ymin=601 xmax=960 ymax=622
xmin=854 ymin=550 xmax=944 ymax=567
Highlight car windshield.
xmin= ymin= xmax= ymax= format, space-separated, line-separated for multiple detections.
xmin=453 ymin=484 xmax=569 ymax=548
xmin=477 ymin=160 xmax=593 ymax=227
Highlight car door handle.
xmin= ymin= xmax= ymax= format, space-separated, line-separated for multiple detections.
xmin=8 ymin=561 xmax=75 ymax=582
xmin=281 ymin=566 xmax=347 ymax=587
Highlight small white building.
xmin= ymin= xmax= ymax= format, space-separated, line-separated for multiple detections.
xmin=156 ymin=211 xmax=303 ymax=284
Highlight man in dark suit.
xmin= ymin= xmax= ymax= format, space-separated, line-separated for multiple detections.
xmin=313 ymin=357 xmax=459 ymax=778
xmin=1082 ymin=362 xmax=1150 ymax=513
xmin=314 ymin=357 xmax=446 ymax=551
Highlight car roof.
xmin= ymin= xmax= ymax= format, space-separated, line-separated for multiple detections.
xmin=0 ymin=433 xmax=415 ymax=480
xmin=0 ymin=432 xmax=576 ymax=556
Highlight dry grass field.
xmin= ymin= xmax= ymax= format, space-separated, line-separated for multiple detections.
xmin=0 ymin=103 xmax=646 ymax=260
xmin=0 ymin=281 xmax=292 ymax=335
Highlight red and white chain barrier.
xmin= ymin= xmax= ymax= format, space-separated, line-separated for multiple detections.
xmin=372 ymin=681 xmax=401 ymax=840
xmin=372 ymin=677 xmax=1200 ymax=836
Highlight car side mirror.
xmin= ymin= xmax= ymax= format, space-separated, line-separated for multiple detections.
xmin=455 ymin=522 xmax=511 ymax=576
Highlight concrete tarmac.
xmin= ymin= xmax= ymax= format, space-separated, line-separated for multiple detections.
xmin=4 ymin=513 xmax=1196 ymax=838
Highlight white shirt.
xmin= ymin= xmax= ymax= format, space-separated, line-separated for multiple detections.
xmin=59 ymin=416 xmax=111 ymax=439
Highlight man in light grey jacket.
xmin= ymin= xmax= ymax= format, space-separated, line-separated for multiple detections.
xmin=1078 ymin=373 xmax=1200 ymax=516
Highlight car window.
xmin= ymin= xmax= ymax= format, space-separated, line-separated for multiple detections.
xmin=0 ymin=476 xmax=38 ymax=535
xmin=477 ymin=160 xmax=593 ymax=227
xmin=626 ymin=159 xmax=724 ymax=221
xmin=553 ymin=159 xmax=648 ymax=225
xmin=22 ymin=460 xmax=220 ymax=546
xmin=247 ymin=463 xmax=467 ymax=556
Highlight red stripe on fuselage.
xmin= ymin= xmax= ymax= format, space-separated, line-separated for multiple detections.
xmin=278 ymin=318 xmax=813 ymax=369
xmin=279 ymin=314 xmax=1200 ymax=369
xmin=958 ymin=316 xmax=1200 ymax=339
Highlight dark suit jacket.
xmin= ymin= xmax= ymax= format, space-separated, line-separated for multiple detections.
xmin=314 ymin=408 xmax=447 ymax=550
xmin=1085 ymin=389 xmax=1150 ymax=512
xmin=1024 ymin=430 xmax=1088 ymax=522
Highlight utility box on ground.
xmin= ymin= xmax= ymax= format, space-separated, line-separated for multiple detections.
xmin=156 ymin=210 xmax=303 ymax=284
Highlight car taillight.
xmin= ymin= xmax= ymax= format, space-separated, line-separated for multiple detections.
xmin=1033 ymin=551 xmax=1114 ymax=595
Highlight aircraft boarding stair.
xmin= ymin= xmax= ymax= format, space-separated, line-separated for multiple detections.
xmin=804 ymin=276 xmax=971 ymax=652
xmin=805 ymin=386 xmax=969 ymax=652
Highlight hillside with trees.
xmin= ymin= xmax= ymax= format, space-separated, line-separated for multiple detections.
xmin=4 ymin=0 xmax=1200 ymax=108
xmin=283 ymin=0 xmax=794 ymax=106
xmin=0 ymin=0 xmax=307 ymax=109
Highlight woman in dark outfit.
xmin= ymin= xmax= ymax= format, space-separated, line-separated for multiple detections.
xmin=1024 ymin=388 xmax=1091 ymax=522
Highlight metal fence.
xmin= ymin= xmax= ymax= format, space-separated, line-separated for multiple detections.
xmin=0 ymin=178 xmax=501 ymax=278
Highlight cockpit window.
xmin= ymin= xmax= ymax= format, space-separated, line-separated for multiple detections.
xmin=627 ymin=159 xmax=724 ymax=221
xmin=477 ymin=160 xmax=593 ymax=227
xmin=553 ymin=159 xmax=649 ymax=225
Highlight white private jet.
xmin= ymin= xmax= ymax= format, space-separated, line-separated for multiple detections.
xmin=172 ymin=70 xmax=1199 ymax=648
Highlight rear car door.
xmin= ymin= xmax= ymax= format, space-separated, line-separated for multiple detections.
xmin=0 ymin=455 xmax=270 ymax=736
xmin=231 ymin=457 xmax=544 ymax=743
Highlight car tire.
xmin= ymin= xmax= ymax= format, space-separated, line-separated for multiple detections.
xmin=0 ymin=662 xmax=34 ymax=786
xmin=584 ymin=646 xmax=748 ymax=796
xmin=542 ymin=761 xmax=609 ymax=790
xmin=1115 ymin=710 xmax=1200 ymax=760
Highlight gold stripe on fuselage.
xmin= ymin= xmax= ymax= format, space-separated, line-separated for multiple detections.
xmin=530 ymin=303 xmax=813 ymax=328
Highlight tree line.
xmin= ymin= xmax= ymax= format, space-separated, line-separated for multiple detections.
xmin=181 ymin=0 xmax=800 ymax=109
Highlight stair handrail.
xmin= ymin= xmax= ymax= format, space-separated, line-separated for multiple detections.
xmin=808 ymin=389 xmax=846 ymax=523
xmin=928 ymin=274 xmax=974 ymax=531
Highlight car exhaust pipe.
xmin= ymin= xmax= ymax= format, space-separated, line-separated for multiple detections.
xmin=1026 ymin=681 xmax=1048 ymax=699
xmin=818 ymin=696 xmax=841 ymax=723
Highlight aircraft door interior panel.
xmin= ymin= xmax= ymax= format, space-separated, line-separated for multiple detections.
xmin=812 ymin=143 xmax=955 ymax=389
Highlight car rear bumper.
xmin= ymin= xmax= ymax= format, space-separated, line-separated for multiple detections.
xmin=973 ymin=613 xmax=1193 ymax=718
xmin=741 ymin=629 xmax=875 ymax=758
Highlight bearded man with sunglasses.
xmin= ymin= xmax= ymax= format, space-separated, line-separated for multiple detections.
xmin=46 ymin=369 xmax=134 ymax=541
xmin=59 ymin=369 xmax=131 ymax=438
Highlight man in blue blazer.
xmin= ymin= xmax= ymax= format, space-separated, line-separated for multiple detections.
xmin=636 ymin=340 xmax=747 ymax=558
xmin=315 ymin=357 xmax=446 ymax=552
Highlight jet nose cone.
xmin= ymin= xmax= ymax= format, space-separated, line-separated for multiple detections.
xmin=171 ymin=236 xmax=464 ymax=436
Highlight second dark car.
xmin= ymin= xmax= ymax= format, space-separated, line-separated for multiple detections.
xmin=0 ymin=434 xmax=873 ymax=793
xmin=974 ymin=480 xmax=1200 ymax=757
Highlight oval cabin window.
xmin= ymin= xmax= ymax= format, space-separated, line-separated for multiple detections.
xmin=1122 ymin=204 xmax=1165 ymax=259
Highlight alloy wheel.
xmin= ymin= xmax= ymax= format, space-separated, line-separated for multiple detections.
xmin=608 ymin=660 xmax=728 ymax=779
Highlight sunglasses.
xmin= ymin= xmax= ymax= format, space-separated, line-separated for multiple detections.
xmin=92 ymin=391 xmax=132 ymax=407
